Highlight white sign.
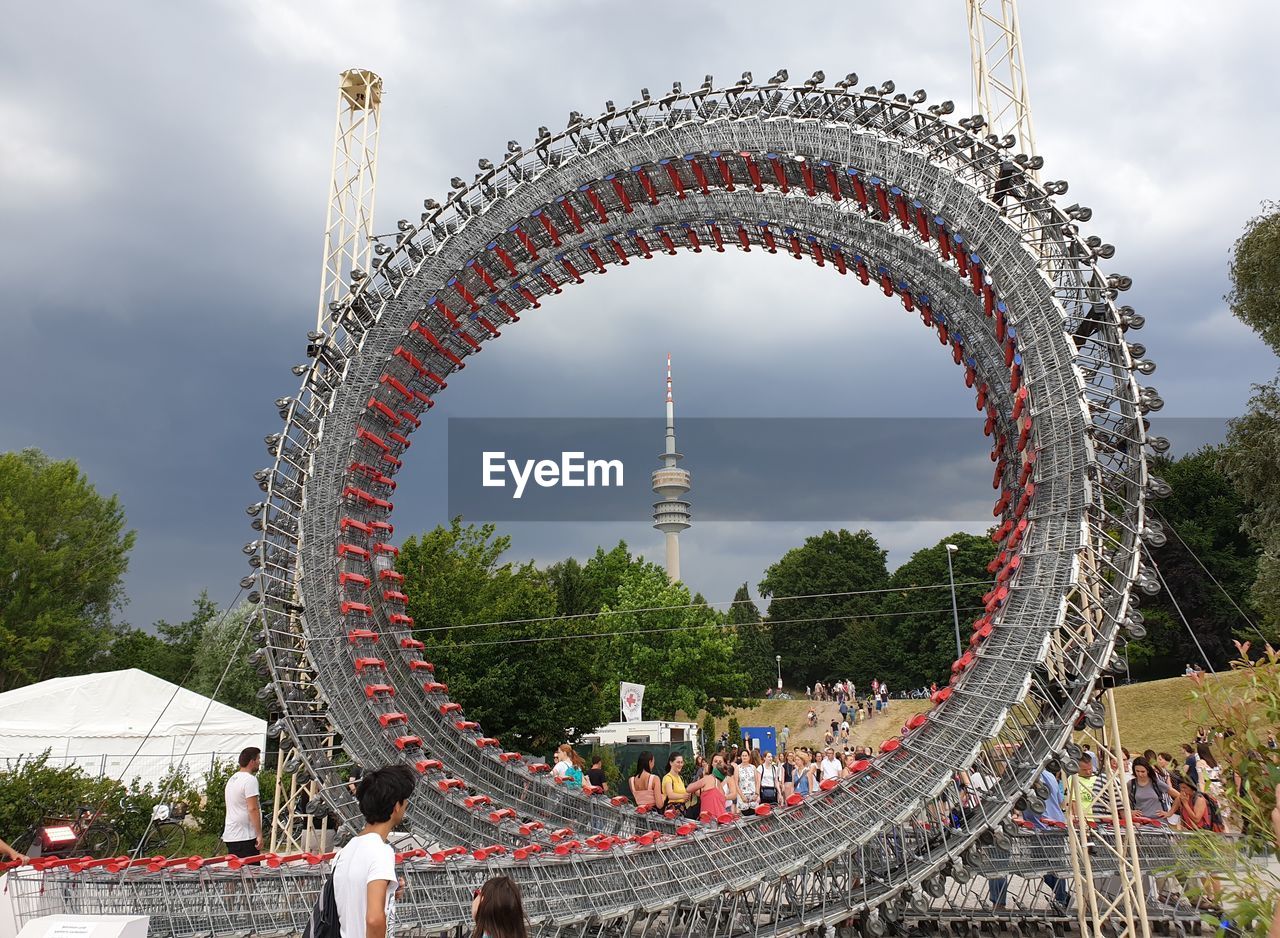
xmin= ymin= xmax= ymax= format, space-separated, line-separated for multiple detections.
xmin=620 ymin=682 xmax=645 ymax=722
xmin=482 ymin=452 xmax=624 ymax=499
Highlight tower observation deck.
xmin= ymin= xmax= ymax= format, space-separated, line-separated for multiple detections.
xmin=652 ymin=354 xmax=691 ymax=582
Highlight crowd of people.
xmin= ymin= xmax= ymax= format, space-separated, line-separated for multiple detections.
xmin=624 ymin=743 xmax=890 ymax=820
xmin=311 ymin=748 xmax=1278 ymax=937
xmin=805 ymin=679 xmax=896 ymax=735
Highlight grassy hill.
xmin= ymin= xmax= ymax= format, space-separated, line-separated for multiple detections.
xmin=698 ymin=671 xmax=1258 ymax=756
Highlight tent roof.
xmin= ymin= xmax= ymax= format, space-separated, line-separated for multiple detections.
xmin=0 ymin=669 xmax=265 ymax=740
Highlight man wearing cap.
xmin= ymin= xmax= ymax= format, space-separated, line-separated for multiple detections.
xmin=819 ymin=747 xmax=842 ymax=783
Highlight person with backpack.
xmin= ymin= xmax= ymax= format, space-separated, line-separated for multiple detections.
xmin=1127 ymin=757 xmax=1171 ymax=823
xmin=1170 ymin=776 xmax=1223 ymax=832
xmin=331 ymin=764 xmax=416 ymax=938
xmin=1196 ymin=743 xmax=1223 ymax=797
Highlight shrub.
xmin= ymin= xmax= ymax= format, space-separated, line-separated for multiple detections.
xmin=0 ymin=752 xmax=204 ymax=857
xmin=727 ymin=716 xmax=741 ymax=749
xmin=1180 ymin=642 xmax=1280 ymax=937
xmin=701 ymin=713 xmax=716 ymax=757
xmin=200 ymin=760 xmax=238 ymax=842
xmin=0 ymin=752 xmax=119 ymax=851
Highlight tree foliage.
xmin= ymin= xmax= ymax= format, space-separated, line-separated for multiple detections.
xmin=595 ymin=556 xmax=745 ymax=722
xmin=758 ymin=529 xmax=889 ymax=687
xmin=1127 ymin=449 xmax=1265 ymax=677
xmin=188 ymin=604 xmax=263 ymax=717
xmin=398 ymin=518 xmax=591 ymax=753
xmin=104 ymin=593 xmax=220 ymax=686
xmin=1226 ymin=201 xmax=1280 ymax=357
xmin=872 ymin=533 xmax=997 ymax=689
xmin=1221 ymin=201 xmax=1280 ymax=639
xmin=1222 ymin=383 xmax=1280 ymax=637
xmin=0 ymin=449 xmax=135 ymax=691
xmin=727 ymin=584 xmax=774 ymax=696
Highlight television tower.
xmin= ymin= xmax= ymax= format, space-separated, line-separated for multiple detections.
xmin=651 ymin=355 xmax=691 ymax=582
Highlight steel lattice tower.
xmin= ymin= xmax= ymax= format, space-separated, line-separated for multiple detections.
xmin=966 ymin=0 xmax=1038 ymax=180
xmin=315 ymin=68 xmax=383 ymax=332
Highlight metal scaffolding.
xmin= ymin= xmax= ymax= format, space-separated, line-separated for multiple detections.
xmin=315 ymin=68 xmax=382 ymax=333
xmin=966 ymin=0 xmax=1039 ymax=179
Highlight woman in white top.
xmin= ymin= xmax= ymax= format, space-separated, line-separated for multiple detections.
xmin=552 ymin=745 xmax=573 ymax=781
xmin=757 ymin=751 xmax=781 ymax=806
xmin=735 ymin=749 xmax=759 ymax=813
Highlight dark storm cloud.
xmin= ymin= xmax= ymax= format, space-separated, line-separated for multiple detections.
xmin=1 ymin=1 xmax=1275 ymax=626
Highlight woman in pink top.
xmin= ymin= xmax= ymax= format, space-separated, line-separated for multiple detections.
xmin=629 ymin=751 xmax=661 ymax=808
xmin=687 ymin=753 xmax=731 ymax=818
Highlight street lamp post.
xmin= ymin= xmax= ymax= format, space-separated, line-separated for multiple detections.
xmin=945 ymin=543 xmax=963 ymax=659
xmin=775 ymin=654 xmax=782 ymax=691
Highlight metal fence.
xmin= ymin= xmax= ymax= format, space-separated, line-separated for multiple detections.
xmin=1 ymin=752 xmax=242 ymax=786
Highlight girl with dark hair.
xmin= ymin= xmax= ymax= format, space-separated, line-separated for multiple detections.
xmin=661 ymin=753 xmax=699 ymax=819
xmin=472 ymin=875 xmax=528 ymax=938
xmin=1127 ymin=757 xmax=1171 ymax=823
xmin=629 ymin=752 xmax=660 ymax=809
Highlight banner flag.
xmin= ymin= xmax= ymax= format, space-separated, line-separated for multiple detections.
xmin=620 ymin=682 xmax=645 ymax=722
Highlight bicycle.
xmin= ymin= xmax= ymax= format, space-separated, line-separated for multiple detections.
xmin=18 ymin=800 xmax=117 ymax=859
xmin=136 ymin=802 xmax=187 ymax=859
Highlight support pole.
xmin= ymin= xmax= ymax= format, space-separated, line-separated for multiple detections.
xmin=965 ymin=0 xmax=1039 ymax=178
xmin=316 ymin=69 xmax=383 ymax=332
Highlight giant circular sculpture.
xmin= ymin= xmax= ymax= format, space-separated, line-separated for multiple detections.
xmin=248 ymin=71 xmax=1163 ymax=935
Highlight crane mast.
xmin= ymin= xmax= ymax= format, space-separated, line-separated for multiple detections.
xmin=965 ymin=6 xmax=1150 ymax=938
xmin=315 ymin=68 xmax=384 ymax=332
xmin=966 ymin=0 xmax=1039 ymax=178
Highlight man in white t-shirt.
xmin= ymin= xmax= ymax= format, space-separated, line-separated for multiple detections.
xmin=819 ymin=747 xmax=842 ymax=782
xmin=333 ymin=764 xmax=416 ymax=938
xmin=222 ymin=747 xmax=262 ymax=858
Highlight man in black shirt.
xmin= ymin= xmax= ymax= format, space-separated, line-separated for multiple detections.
xmin=586 ymin=756 xmax=608 ymax=792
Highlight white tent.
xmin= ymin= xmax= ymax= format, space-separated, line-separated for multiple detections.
xmin=0 ymin=669 xmax=266 ymax=784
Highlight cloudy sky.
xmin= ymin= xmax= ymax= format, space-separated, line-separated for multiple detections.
xmin=2 ymin=1 xmax=1276 ymax=630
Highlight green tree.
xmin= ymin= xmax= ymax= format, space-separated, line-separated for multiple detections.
xmin=544 ymin=556 xmax=595 ymax=617
xmin=1226 ymin=201 xmax=1280 ymax=357
xmin=1221 ymin=201 xmax=1280 ymax=636
xmin=758 ymin=529 xmax=890 ymax=686
xmin=398 ymin=519 xmax=602 ymax=752
xmin=580 ymin=542 xmax=636 ymax=612
xmin=1222 ymin=384 xmax=1280 ymax=636
xmin=728 ymin=584 xmax=774 ymax=696
xmin=1129 ymin=449 xmax=1265 ymax=676
xmin=104 ymin=593 xmax=220 ymax=686
xmin=188 ymin=604 xmax=263 ymax=716
xmin=873 ymin=533 xmax=996 ymax=689
xmin=596 ymin=557 xmax=746 ymax=723
xmin=700 ymin=712 xmax=716 ymax=757
xmin=0 ymin=449 xmax=135 ymax=690
xmin=100 ymin=625 xmax=171 ymax=679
